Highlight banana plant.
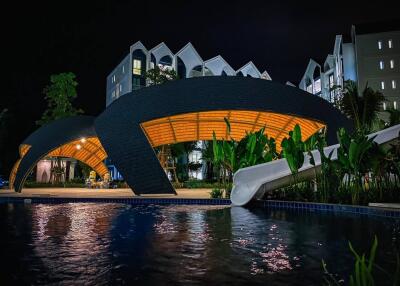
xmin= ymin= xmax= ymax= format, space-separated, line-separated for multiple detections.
xmin=281 ymin=124 xmax=305 ymax=176
xmin=336 ymin=128 xmax=377 ymax=204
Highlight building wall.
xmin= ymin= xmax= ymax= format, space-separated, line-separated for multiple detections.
xmin=106 ymin=42 xmax=272 ymax=107
xmin=299 ymin=28 xmax=400 ymax=116
xmin=106 ymin=54 xmax=130 ymax=106
xmin=342 ymin=43 xmax=357 ymax=81
xmin=355 ymin=31 xmax=400 ymax=110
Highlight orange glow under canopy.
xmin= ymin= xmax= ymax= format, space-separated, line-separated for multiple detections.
xmin=9 ymin=137 xmax=108 ymax=189
xmin=46 ymin=137 xmax=108 ymax=176
xmin=141 ymin=110 xmax=326 ymax=149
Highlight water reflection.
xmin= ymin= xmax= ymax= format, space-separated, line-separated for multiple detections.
xmin=31 ymin=203 xmax=117 ymax=283
xmin=0 ymin=203 xmax=398 ymax=286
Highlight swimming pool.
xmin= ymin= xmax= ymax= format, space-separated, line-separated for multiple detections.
xmin=0 ymin=202 xmax=398 ymax=285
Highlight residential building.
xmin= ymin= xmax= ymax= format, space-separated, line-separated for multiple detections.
xmin=106 ymin=41 xmax=273 ymax=180
xmin=106 ymin=41 xmax=272 ymax=106
xmin=299 ymin=21 xmax=400 ymax=115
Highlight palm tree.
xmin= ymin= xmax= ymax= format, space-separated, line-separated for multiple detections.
xmin=338 ymin=80 xmax=385 ymax=133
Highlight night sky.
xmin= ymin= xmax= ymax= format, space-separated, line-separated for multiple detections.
xmin=1 ymin=0 xmax=399 ymax=174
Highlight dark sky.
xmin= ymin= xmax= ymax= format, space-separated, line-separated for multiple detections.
xmin=1 ymin=0 xmax=399 ymax=174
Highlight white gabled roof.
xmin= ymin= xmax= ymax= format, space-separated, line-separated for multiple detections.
xmin=130 ymin=41 xmax=148 ymax=54
xmin=175 ymin=42 xmax=204 ymax=77
xmin=149 ymin=42 xmax=174 ymax=64
xmin=286 ymin=81 xmax=296 ymax=87
xmin=260 ymin=70 xmax=272 ymax=80
xmin=333 ymin=35 xmax=342 ymax=56
xmin=236 ymin=61 xmax=262 ymax=78
xmin=300 ymin=59 xmax=321 ymax=84
xmin=204 ymin=55 xmax=235 ymax=75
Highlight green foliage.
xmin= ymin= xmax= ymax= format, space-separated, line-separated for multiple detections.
xmin=385 ymin=108 xmax=400 ymax=127
xmin=37 ymin=72 xmax=83 ymax=126
xmin=145 ymin=66 xmax=179 ymax=86
xmin=24 ymin=181 xmax=85 ymax=188
xmin=212 ymin=119 xmax=278 ymax=174
xmin=336 ymin=129 xmax=377 ymax=204
xmin=281 ymin=124 xmax=305 ymax=176
xmin=171 ymin=142 xmax=199 ymax=181
xmin=209 ymin=188 xmax=224 ymax=198
xmin=338 ymin=80 xmax=385 ymax=133
xmin=348 ymin=236 xmax=377 ymax=286
xmin=274 ymin=125 xmax=400 ymax=205
xmin=321 ymin=236 xmax=400 ymax=286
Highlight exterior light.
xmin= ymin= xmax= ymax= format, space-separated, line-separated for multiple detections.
xmin=80 ymin=137 xmax=86 ymax=143
xmin=76 ymin=144 xmax=82 ymax=150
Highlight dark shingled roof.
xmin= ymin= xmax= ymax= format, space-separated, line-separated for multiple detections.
xmin=13 ymin=116 xmax=97 ymax=192
xmin=95 ymin=76 xmax=352 ymax=195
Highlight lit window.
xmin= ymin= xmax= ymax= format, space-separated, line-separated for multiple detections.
xmin=383 ymin=102 xmax=386 ymax=110
xmin=313 ymin=78 xmax=321 ymax=94
xmin=122 ymin=65 xmax=125 ymax=73
xmin=306 ymin=84 xmax=313 ymax=94
xmin=378 ymin=41 xmax=382 ymax=49
xmin=390 ymin=60 xmax=394 ymax=69
xmin=393 ymin=80 xmax=397 ymax=89
xmin=111 ymin=75 xmax=116 ymax=83
xmin=133 ymin=59 xmax=142 ymax=75
xmin=329 ymin=74 xmax=334 ymax=88
xmin=379 ymin=60 xmax=384 ymax=70
xmin=381 ymin=81 xmax=385 ymax=90
xmin=119 ymin=84 xmax=122 ymax=92
xmin=389 ymin=39 xmax=393 ymax=48
xmin=116 ymin=84 xmax=120 ymax=97
xmin=394 ymin=101 xmax=398 ymax=110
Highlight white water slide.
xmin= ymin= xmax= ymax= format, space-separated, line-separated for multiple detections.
xmin=230 ymin=124 xmax=400 ymax=206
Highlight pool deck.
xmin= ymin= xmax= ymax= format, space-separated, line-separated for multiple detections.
xmin=0 ymin=188 xmax=213 ymax=199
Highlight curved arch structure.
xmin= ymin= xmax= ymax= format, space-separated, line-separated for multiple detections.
xmin=95 ymin=76 xmax=352 ymax=195
xmin=11 ymin=116 xmax=108 ymax=192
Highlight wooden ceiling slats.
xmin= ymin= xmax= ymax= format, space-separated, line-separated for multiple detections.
xmin=142 ymin=110 xmax=326 ymax=148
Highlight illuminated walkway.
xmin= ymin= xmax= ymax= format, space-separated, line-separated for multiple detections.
xmin=0 ymin=188 xmax=213 ymax=199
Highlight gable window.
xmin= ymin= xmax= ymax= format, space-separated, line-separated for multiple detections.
xmin=313 ymin=78 xmax=321 ymax=94
xmin=306 ymin=84 xmax=313 ymax=94
xmin=329 ymin=74 xmax=334 ymax=88
xmin=133 ymin=59 xmax=142 ymax=75
xmin=378 ymin=41 xmax=382 ymax=50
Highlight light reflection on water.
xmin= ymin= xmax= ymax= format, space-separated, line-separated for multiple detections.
xmin=0 ymin=203 xmax=398 ymax=286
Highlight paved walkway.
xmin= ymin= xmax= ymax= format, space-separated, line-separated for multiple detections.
xmin=0 ymin=188 xmax=213 ymax=199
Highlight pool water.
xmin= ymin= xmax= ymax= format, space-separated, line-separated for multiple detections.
xmin=0 ymin=203 xmax=398 ymax=285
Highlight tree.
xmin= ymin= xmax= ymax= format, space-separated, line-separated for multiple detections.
xmin=37 ymin=72 xmax=83 ymax=184
xmin=338 ymin=80 xmax=385 ymax=133
xmin=145 ymin=66 xmax=179 ymax=86
xmin=37 ymin=72 xmax=82 ymax=126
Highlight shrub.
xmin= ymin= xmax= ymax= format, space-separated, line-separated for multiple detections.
xmin=209 ymin=188 xmax=224 ymax=198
